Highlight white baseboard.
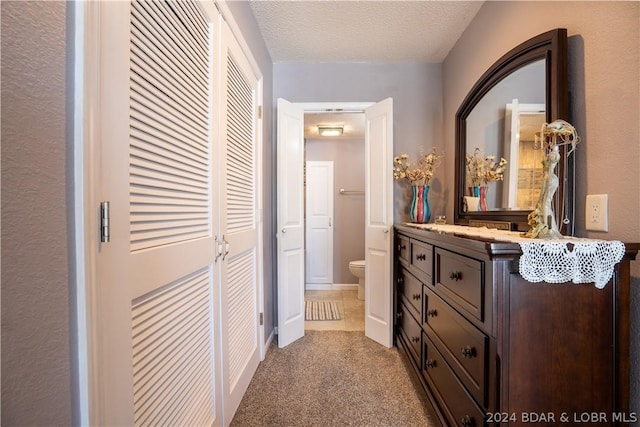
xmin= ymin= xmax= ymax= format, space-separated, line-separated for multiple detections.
xmin=305 ymin=283 xmax=358 ymax=291
xmin=264 ymin=329 xmax=275 ymax=352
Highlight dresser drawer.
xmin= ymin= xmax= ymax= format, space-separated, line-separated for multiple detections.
xmin=435 ymin=248 xmax=484 ymax=321
xmin=398 ymin=268 xmax=422 ymax=318
xmin=422 ymin=333 xmax=485 ymax=427
xmin=424 ymin=286 xmax=488 ymax=406
xmin=398 ymin=302 xmax=422 ymax=366
xmin=411 ymin=240 xmax=433 ymax=280
xmin=397 ymin=235 xmax=410 ymax=266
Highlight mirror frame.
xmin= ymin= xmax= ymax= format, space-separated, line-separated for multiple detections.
xmin=454 ymin=28 xmax=570 ymax=232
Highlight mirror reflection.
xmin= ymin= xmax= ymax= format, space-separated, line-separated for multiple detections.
xmin=464 ymin=59 xmax=545 ymax=211
xmin=504 ymin=102 xmax=546 ymax=210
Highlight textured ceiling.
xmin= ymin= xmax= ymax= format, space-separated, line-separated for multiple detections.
xmin=248 ymin=0 xmax=484 ymax=62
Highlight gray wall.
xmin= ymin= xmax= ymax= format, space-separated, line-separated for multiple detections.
xmin=306 ymin=137 xmax=365 ymax=284
xmin=274 ymin=62 xmax=445 ymax=223
xmin=1 ymin=1 xmax=73 ymax=425
xmin=442 ymin=0 xmax=640 ymax=412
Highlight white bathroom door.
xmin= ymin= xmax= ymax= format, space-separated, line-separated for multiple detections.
xmin=305 ymin=161 xmax=334 ymax=285
xmin=276 ymin=98 xmax=305 ymax=348
xmin=364 ymin=98 xmax=394 ymax=348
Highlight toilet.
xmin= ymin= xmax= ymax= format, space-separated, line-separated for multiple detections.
xmin=348 ymin=260 xmax=366 ymax=300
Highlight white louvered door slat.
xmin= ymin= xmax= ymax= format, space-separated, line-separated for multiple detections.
xmin=96 ymin=1 xmax=222 ymax=425
xmin=219 ymin=18 xmax=261 ymax=421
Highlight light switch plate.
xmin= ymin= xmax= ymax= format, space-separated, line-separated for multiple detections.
xmin=586 ymin=194 xmax=608 ymax=232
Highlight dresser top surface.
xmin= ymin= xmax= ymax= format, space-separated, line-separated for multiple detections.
xmin=395 ymin=223 xmax=640 ymax=260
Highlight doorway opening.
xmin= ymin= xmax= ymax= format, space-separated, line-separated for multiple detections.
xmin=304 ymin=112 xmax=366 ymax=291
xmin=277 ymin=99 xmax=393 ymax=349
xmin=303 ymin=112 xmax=367 ymax=332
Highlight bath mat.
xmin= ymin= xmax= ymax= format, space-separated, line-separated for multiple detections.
xmin=305 ymin=300 xmax=342 ymax=321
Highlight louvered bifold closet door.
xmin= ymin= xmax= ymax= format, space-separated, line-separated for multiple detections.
xmin=219 ymin=20 xmax=262 ymax=420
xmin=106 ymin=0 xmax=222 ymax=425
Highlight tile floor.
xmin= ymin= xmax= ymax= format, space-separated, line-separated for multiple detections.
xmin=304 ymin=289 xmax=365 ymax=331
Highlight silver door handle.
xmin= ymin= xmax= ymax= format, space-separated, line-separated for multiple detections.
xmin=282 ymin=228 xmax=286 ymax=234
xmin=383 ymin=229 xmax=389 ymax=234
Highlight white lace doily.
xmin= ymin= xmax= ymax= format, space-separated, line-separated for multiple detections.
xmin=404 ymin=223 xmax=626 ymax=289
xmin=518 ymin=240 xmax=625 ymax=288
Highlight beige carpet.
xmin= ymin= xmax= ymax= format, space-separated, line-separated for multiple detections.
xmin=230 ymin=331 xmax=433 ymax=427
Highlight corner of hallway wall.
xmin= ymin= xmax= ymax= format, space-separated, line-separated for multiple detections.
xmin=1 ymin=1 xmax=73 ymax=425
xmin=222 ymin=0 xmax=276 ymax=341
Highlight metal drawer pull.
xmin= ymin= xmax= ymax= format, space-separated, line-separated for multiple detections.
xmin=425 ymin=359 xmax=437 ymax=368
xmin=416 ymin=253 xmax=427 ymax=261
xmin=426 ymin=309 xmax=438 ymax=317
xmin=398 ymin=244 xmax=407 ymax=251
xmin=411 ymin=336 xmax=420 ymax=343
xmin=412 ymin=293 xmax=421 ymax=300
xmin=396 ymin=311 xmax=403 ymax=320
xmin=449 ymin=271 xmax=463 ymax=281
xmin=397 ymin=276 xmax=404 ymax=285
xmin=461 ymin=345 xmax=476 ymax=358
xmin=461 ymin=415 xmax=474 ymax=427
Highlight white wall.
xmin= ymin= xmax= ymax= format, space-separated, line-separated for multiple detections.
xmin=443 ymin=0 xmax=640 ymax=411
xmin=274 ymin=62 xmax=445 ymax=222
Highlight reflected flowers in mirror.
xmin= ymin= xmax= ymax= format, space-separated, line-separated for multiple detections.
xmin=465 ymin=147 xmax=508 ymax=186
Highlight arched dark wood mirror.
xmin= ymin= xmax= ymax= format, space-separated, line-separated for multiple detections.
xmin=454 ymin=28 xmax=572 ymax=233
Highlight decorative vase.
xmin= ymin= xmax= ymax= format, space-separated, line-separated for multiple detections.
xmin=410 ymin=185 xmax=430 ymax=223
xmin=468 ymin=186 xmax=488 ymax=211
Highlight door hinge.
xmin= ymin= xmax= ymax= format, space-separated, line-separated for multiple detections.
xmin=100 ymin=201 xmax=110 ymax=243
xmin=259 ymin=312 xmax=264 ymax=326
xmin=257 ymin=105 xmax=262 ymax=119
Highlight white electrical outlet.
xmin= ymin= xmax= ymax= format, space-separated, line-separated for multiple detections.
xmin=586 ymin=194 xmax=608 ymax=232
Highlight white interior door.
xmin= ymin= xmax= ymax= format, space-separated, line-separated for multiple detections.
xmin=218 ymin=18 xmax=262 ymax=420
xmin=305 ymin=161 xmax=334 ymax=285
xmin=364 ymin=98 xmax=394 ymax=348
xmin=276 ymin=99 xmax=305 ymax=348
xmin=93 ymin=1 xmax=222 ymax=425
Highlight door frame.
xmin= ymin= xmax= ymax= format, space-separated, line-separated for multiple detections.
xmin=278 ymin=101 xmax=391 ymax=344
xmin=72 ymin=2 xmax=102 ymax=424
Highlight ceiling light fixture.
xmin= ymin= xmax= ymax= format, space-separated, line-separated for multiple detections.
xmin=317 ymin=125 xmax=343 ymax=137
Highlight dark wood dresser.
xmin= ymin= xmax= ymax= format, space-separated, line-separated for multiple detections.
xmin=394 ymin=224 xmax=639 ymax=426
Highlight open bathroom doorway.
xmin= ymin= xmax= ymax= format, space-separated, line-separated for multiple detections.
xmin=304 ymin=112 xmax=365 ymax=291
xmin=277 ymin=99 xmax=394 ymax=349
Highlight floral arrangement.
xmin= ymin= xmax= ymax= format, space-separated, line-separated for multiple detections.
xmin=465 ymin=147 xmax=507 ymax=186
xmin=393 ymin=148 xmax=442 ymax=186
